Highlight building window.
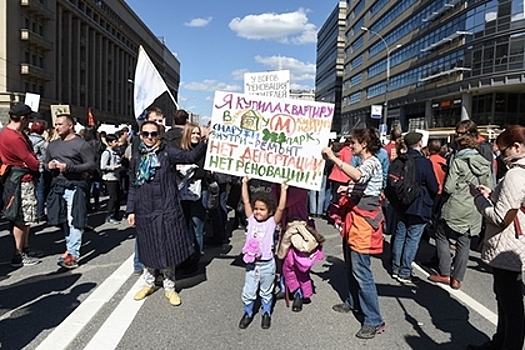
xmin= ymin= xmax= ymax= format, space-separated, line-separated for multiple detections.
xmin=350 ymin=92 xmax=361 ymax=104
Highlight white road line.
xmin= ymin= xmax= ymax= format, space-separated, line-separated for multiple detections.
xmin=412 ymin=263 xmax=498 ymax=325
xmin=83 ymin=276 xmax=146 ymax=350
xmin=36 ymin=254 xmax=135 ymax=350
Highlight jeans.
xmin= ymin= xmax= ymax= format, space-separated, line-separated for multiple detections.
xmin=181 ymin=200 xmax=206 ymax=253
xmin=242 ymin=258 xmax=275 ymax=316
xmin=490 ymin=267 xmax=525 ymax=350
xmin=391 ymin=216 xmax=426 ymax=278
xmin=435 ymin=222 xmax=471 ymax=281
xmin=35 ymin=171 xmax=50 ymax=218
xmin=309 ymin=175 xmax=328 ymax=215
xmin=133 ymin=239 xmax=143 ymax=272
xmin=343 ymin=241 xmax=383 ymax=326
xmin=63 ymin=189 xmax=83 ymax=258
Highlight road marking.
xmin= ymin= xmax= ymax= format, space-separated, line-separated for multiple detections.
xmin=83 ymin=276 xmax=146 ymax=349
xmin=36 ymin=254 xmax=135 ymax=350
xmin=412 ymin=263 xmax=497 ymax=325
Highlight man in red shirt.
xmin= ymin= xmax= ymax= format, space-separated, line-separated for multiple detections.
xmin=0 ymin=103 xmax=41 ymax=267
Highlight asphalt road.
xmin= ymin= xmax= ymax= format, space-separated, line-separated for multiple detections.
xmin=0 ymin=203 xmax=506 ymax=350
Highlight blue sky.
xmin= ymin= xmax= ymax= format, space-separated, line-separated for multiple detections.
xmin=125 ymin=0 xmax=338 ymax=123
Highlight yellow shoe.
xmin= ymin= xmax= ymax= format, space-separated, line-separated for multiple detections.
xmin=134 ymin=286 xmax=155 ymax=301
xmin=165 ymin=290 xmax=181 ymax=306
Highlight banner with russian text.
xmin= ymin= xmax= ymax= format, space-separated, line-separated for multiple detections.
xmin=204 ymin=91 xmax=334 ymax=191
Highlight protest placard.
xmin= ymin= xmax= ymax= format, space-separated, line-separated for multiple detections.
xmin=244 ymin=70 xmax=290 ymax=99
xmin=204 ymin=91 xmax=334 ymax=191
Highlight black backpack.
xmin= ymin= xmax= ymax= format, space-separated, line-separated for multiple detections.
xmin=385 ymin=153 xmax=421 ymax=207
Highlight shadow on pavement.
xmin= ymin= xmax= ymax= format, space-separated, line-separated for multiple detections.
xmin=0 ymin=272 xmax=96 ymax=349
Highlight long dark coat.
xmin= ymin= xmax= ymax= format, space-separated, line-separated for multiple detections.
xmin=126 ymin=141 xmax=206 ymax=269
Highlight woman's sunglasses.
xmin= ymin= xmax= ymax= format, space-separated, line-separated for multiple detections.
xmin=141 ymin=131 xmax=159 ymax=138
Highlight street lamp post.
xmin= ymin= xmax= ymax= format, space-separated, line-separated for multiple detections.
xmin=361 ymin=26 xmax=397 ymax=132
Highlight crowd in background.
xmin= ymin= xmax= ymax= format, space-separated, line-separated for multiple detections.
xmin=0 ymin=103 xmax=523 ymax=349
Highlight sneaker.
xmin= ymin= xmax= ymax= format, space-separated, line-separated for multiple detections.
xmin=165 ymin=290 xmax=181 ymax=306
xmin=106 ymin=217 xmax=120 ymax=224
xmin=332 ymin=303 xmax=355 ymax=313
xmin=134 ymin=286 xmax=155 ymax=301
xmin=355 ymin=323 xmax=386 ymax=339
xmin=11 ymin=253 xmax=40 ymax=267
xmin=391 ymin=273 xmax=399 ymax=279
xmin=133 ymin=269 xmax=143 ymax=276
xmin=23 ymin=247 xmax=44 ymax=258
xmin=397 ymin=275 xmax=419 ymax=286
xmin=58 ymin=254 xmax=79 ymax=269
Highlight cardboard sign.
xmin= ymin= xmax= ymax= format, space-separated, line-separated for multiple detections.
xmin=244 ymin=70 xmax=290 ymax=99
xmin=50 ymin=104 xmax=70 ymax=126
xmin=204 ymin=91 xmax=334 ymax=191
xmin=24 ymin=93 xmax=40 ymax=113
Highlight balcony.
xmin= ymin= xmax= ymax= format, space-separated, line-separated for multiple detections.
xmin=422 ymin=0 xmax=461 ymax=22
xmin=20 ymin=0 xmax=54 ymax=21
xmin=421 ymin=31 xmax=472 ymax=52
xmin=20 ymin=29 xmax=53 ymax=51
xmin=20 ymin=63 xmax=53 ymax=81
xmin=419 ymin=67 xmax=471 ymax=82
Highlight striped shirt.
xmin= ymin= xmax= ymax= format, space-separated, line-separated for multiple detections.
xmin=347 ymin=156 xmax=383 ymax=199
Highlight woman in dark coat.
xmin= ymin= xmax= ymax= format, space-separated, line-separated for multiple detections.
xmin=127 ymin=121 xmax=206 ymax=306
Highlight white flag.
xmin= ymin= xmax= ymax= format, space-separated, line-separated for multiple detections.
xmin=133 ymin=45 xmax=173 ymax=120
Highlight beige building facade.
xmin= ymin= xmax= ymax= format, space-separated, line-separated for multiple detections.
xmin=0 ymin=0 xmax=180 ymax=126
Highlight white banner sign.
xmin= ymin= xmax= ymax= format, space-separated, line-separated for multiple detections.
xmin=244 ymin=70 xmax=290 ymax=99
xmin=204 ymin=91 xmax=334 ymax=191
xmin=371 ymin=105 xmax=382 ymax=119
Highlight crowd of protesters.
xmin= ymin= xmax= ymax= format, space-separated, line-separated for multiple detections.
xmin=0 ymin=102 xmax=523 ymax=349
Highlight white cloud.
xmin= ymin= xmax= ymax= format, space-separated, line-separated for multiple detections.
xmin=229 ymin=8 xmax=317 ymax=45
xmin=184 ymin=17 xmax=212 ymax=27
xmin=231 ymin=68 xmax=250 ymax=81
xmin=182 ymin=79 xmax=241 ymax=92
xmin=254 ymin=55 xmax=315 ymax=82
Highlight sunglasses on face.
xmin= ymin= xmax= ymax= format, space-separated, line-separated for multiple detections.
xmin=141 ymin=131 xmax=159 ymax=138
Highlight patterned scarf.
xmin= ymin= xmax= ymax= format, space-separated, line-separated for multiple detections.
xmin=135 ymin=141 xmax=161 ymax=186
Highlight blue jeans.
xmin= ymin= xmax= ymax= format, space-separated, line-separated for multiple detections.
xmin=133 ymin=239 xmax=143 ymax=272
xmin=343 ymin=241 xmax=383 ymax=326
xmin=63 ymin=189 xmax=84 ymax=258
xmin=35 ymin=172 xmax=50 ymax=218
xmin=391 ymin=216 xmax=426 ymax=278
xmin=309 ymin=175 xmax=328 ymax=215
xmin=242 ymin=258 xmax=275 ymax=316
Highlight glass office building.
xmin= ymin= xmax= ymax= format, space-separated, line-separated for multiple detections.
xmin=341 ymin=0 xmax=525 ymax=132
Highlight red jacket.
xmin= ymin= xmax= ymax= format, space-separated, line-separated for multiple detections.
xmin=340 ymin=196 xmax=384 ymax=255
xmin=0 ymin=127 xmax=39 ymax=182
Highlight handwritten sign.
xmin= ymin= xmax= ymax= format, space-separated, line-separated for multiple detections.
xmin=244 ymin=70 xmax=290 ymax=99
xmin=204 ymin=91 xmax=334 ymax=191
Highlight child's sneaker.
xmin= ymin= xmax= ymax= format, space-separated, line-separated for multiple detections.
xmin=355 ymin=323 xmax=386 ymax=339
xmin=58 ymin=254 xmax=79 ymax=269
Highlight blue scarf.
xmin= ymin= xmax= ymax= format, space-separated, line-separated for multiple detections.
xmin=135 ymin=142 xmax=161 ymax=185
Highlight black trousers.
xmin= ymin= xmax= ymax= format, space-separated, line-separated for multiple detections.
xmin=104 ymin=180 xmax=121 ymax=218
xmin=491 ymin=267 xmax=525 ymax=350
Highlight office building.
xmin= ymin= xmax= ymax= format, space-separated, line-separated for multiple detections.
xmin=316 ymin=1 xmax=346 ymax=134
xmin=340 ymin=0 xmax=525 ymax=132
xmin=0 ymin=0 xmax=180 ymax=126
